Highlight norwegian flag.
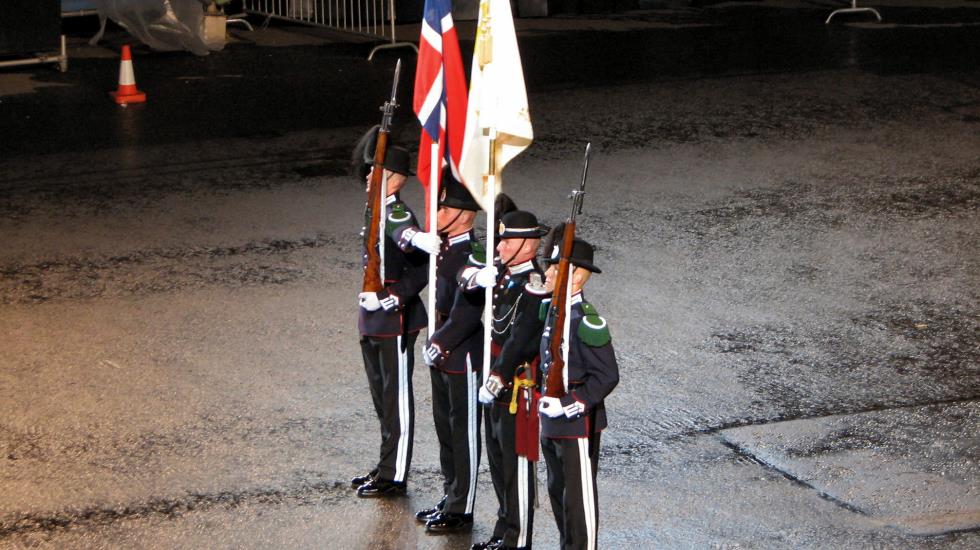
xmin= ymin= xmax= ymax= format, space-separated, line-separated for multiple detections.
xmin=414 ymin=0 xmax=468 ymax=223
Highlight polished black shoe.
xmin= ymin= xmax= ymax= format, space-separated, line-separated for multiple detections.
xmin=356 ymin=477 xmax=407 ymax=498
xmin=350 ymin=469 xmax=378 ymax=488
xmin=470 ymin=537 xmax=502 ymax=550
xmin=424 ymin=511 xmax=473 ymax=533
xmin=415 ymin=495 xmax=447 ymax=523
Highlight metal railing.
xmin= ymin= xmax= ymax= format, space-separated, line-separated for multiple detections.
xmin=244 ymin=0 xmax=417 ymax=59
xmin=826 ymin=1 xmax=882 ymax=24
xmin=0 ymin=35 xmax=67 ymax=72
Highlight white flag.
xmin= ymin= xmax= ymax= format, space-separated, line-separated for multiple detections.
xmin=458 ymin=0 xmax=533 ymax=211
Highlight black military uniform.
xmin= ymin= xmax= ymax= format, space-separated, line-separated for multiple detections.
xmin=355 ymin=145 xmax=429 ymax=496
xmin=468 ymin=211 xmax=550 ymax=550
xmin=395 ymin=173 xmax=485 ymax=531
xmin=538 ymin=239 xmax=619 ymax=550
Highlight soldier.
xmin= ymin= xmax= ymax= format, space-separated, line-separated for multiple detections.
xmin=467 ymin=210 xmax=550 ymax=550
xmin=394 ymin=169 xmax=485 ymax=532
xmin=352 ymin=141 xmax=430 ymax=498
xmin=537 ymin=236 xmax=619 ymax=550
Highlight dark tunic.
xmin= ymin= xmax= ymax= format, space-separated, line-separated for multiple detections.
xmin=358 ymin=193 xmax=429 ymax=338
xmin=472 ymin=259 xmax=548 ymax=400
xmin=539 ymin=295 xmax=619 ymax=439
xmin=396 ymin=227 xmax=484 ymax=374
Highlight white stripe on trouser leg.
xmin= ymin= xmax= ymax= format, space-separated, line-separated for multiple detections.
xmin=517 ymin=456 xmax=529 ymax=548
xmin=394 ymin=336 xmax=409 ymax=482
xmin=578 ymin=438 xmax=597 ymax=550
xmin=465 ymin=354 xmax=478 ymax=513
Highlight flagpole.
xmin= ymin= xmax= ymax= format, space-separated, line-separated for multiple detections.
xmin=482 ymin=128 xmax=497 ymax=382
xmin=427 ymin=142 xmax=440 ymax=339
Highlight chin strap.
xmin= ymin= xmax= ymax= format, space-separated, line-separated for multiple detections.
xmin=438 ymin=209 xmax=464 ymax=233
xmin=500 ymin=238 xmax=527 ymax=267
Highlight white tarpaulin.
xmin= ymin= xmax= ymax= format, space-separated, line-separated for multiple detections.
xmin=94 ymin=0 xmax=217 ymax=55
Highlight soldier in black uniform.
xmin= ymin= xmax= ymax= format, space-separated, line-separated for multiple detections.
xmin=466 ymin=210 xmax=550 ymax=550
xmin=537 ymin=237 xmax=619 ymax=550
xmin=393 ymin=169 xmax=485 ymax=532
xmin=353 ymin=143 xmax=430 ymax=498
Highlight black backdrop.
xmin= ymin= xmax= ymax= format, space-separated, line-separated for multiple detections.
xmin=0 ymin=0 xmax=61 ymax=57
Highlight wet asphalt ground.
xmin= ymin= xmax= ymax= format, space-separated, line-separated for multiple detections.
xmin=1 ymin=1 xmax=979 ymax=548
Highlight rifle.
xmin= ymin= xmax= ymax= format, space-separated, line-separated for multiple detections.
xmin=362 ymin=59 xmax=402 ymax=293
xmin=544 ymin=143 xmax=591 ymax=399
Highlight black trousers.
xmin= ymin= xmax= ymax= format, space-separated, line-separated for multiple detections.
xmin=430 ymin=359 xmax=481 ymax=514
xmin=360 ymin=332 xmax=417 ymax=483
xmin=485 ymin=400 xmax=535 ymax=548
xmin=540 ymin=433 xmax=601 ymax=550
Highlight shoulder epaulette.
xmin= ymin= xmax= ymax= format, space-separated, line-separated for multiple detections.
xmin=386 ymin=203 xmax=413 ymax=237
xmin=524 ymin=272 xmax=549 ymax=297
xmin=578 ymin=301 xmax=611 ymax=347
xmin=467 ymin=240 xmax=487 ymax=267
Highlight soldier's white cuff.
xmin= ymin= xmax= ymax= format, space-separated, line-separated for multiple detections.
xmin=379 ymin=292 xmax=400 ymax=311
xmin=461 ymin=267 xmax=481 ymax=290
xmin=398 ymin=227 xmax=418 ymax=250
xmin=561 ymin=396 xmax=586 ymax=419
xmin=484 ymin=374 xmax=505 ymax=398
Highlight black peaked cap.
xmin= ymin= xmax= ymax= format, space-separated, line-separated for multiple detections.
xmin=499 ymin=210 xmax=549 ymax=239
xmin=439 ymin=167 xmax=481 ymax=211
xmin=544 ymin=237 xmax=602 ymax=273
xmin=382 ymin=146 xmax=414 ymax=176
xmin=352 ymin=124 xmax=380 ymax=179
xmin=355 ymin=125 xmax=414 ymax=176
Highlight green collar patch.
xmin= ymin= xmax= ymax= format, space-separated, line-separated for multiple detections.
xmin=538 ymin=298 xmax=552 ymax=321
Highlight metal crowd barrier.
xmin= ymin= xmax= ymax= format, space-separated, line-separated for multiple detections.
xmin=243 ymin=0 xmax=417 ymax=59
xmin=0 ymin=1 xmax=67 ymax=72
xmin=826 ymin=1 xmax=882 ymax=24
xmin=61 ymin=0 xmax=98 ymax=17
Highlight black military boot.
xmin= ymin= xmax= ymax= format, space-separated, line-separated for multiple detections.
xmin=470 ymin=537 xmax=502 ymax=550
xmin=350 ymin=469 xmax=378 ymax=488
xmin=425 ymin=511 xmax=473 ymax=533
xmin=415 ymin=495 xmax=447 ymax=523
xmin=356 ymin=477 xmax=407 ymax=498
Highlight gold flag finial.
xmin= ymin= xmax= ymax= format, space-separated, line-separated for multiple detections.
xmin=476 ymin=0 xmax=493 ymax=69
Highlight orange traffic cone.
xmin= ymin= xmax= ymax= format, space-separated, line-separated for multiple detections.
xmin=110 ymin=45 xmax=146 ymax=105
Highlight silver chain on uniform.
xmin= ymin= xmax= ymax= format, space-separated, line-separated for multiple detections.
xmin=491 ymin=292 xmax=523 ymax=335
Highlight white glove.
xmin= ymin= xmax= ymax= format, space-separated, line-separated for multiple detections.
xmin=474 ymin=265 xmax=499 ymax=288
xmin=423 ymin=343 xmax=443 ymax=366
xmin=358 ymin=292 xmax=381 ymax=311
xmin=478 ymin=385 xmax=496 ymax=404
xmin=538 ymin=396 xmax=564 ymax=418
xmin=379 ymin=293 xmax=400 ymax=311
xmin=479 ymin=374 xmax=505 ymax=404
xmin=411 ymin=231 xmax=441 ymax=255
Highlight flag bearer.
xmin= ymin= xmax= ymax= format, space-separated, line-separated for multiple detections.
xmin=396 ymin=170 xmax=486 ymax=532
xmin=467 ymin=210 xmax=550 ymax=550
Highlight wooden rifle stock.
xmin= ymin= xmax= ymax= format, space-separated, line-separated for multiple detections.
xmin=544 ymin=143 xmax=591 ymax=399
xmin=361 ymin=60 xmax=401 ymax=294
xmin=545 ymin=220 xmax=576 ymax=398
xmin=362 ymin=131 xmax=389 ymax=293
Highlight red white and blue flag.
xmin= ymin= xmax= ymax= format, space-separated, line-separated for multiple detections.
xmin=414 ymin=0 xmax=468 ymax=219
